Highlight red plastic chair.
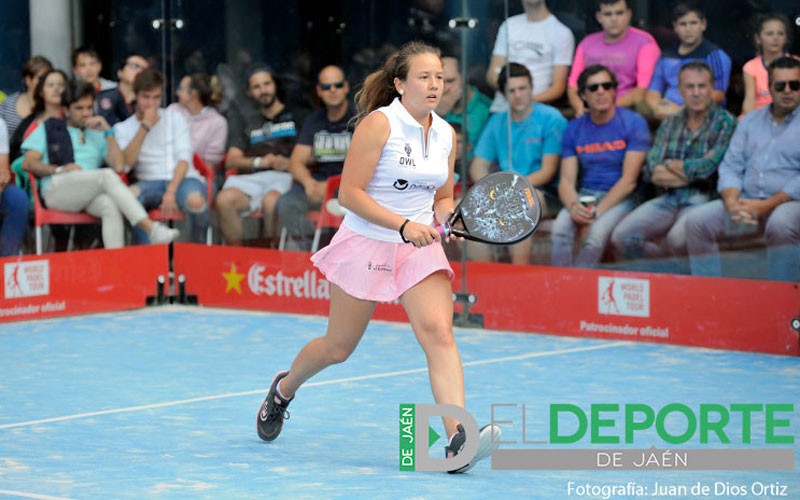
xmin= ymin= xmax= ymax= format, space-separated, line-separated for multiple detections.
xmin=145 ymin=153 xmax=215 ymax=245
xmin=276 ymin=175 xmax=342 ymax=252
xmin=28 ymin=172 xmax=100 ymax=255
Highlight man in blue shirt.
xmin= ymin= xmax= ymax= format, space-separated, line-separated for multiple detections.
xmin=469 ymin=62 xmax=567 ymax=265
xmin=686 ymin=57 xmax=800 ymax=282
xmin=645 ymin=2 xmax=731 ymax=122
xmin=553 ymin=64 xmax=650 ymax=268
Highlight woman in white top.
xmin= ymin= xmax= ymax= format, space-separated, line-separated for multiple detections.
xmin=255 ymin=41 xmax=498 ymax=472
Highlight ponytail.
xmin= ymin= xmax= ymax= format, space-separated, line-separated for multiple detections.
xmin=353 ymin=41 xmax=441 ymax=126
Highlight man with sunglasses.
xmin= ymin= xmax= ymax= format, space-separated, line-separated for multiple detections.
xmin=611 ymin=61 xmax=737 ymax=265
xmin=277 ymin=65 xmax=355 ymax=251
xmin=553 ymin=65 xmax=650 ymax=268
xmin=685 ymin=57 xmax=800 ymax=282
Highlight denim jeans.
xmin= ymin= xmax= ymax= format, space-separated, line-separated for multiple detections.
xmin=686 ymin=199 xmax=800 ymax=282
xmin=551 ymin=189 xmax=635 ymax=268
xmin=131 ymin=177 xmax=209 ymax=244
xmin=611 ymin=191 xmax=710 ymax=259
xmin=0 ymin=185 xmax=29 ymax=256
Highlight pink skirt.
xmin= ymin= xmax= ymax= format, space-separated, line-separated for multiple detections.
xmin=310 ymin=225 xmax=454 ymax=302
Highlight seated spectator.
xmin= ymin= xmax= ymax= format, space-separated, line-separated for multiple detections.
xmin=115 ymin=69 xmax=210 ymax=244
xmin=215 ymin=64 xmax=302 ymax=246
xmin=0 ymin=117 xmax=28 ymax=257
xmin=436 ymin=56 xmax=491 ymax=163
xmin=167 ymin=73 xmax=228 ymax=188
xmin=645 ymin=2 xmax=732 ymax=122
xmin=741 ymin=13 xmax=794 ymax=116
xmin=612 ymin=62 xmax=737 ymax=262
xmin=0 ymin=55 xmax=53 ymax=138
xmin=21 ymin=80 xmax=178 ymax=248
xmin=485 ymin=0 xmax=575 ymax=111
xmin=553 ymin=65 xmax=650 ymax=267
xmin=96 ymin=53 xmax=149 ymax=126
xmin=277 ymin=65 xmax=355 ymax=251
xmin=10 ymin=69 xmax=69 ymax=163
xmin=686 ymin=57 xmax=800 ymax=282
xmin=72 ymin=46 xmax=117 ymax=92
xmin=469 ymin=62 xmax=566 ymax=265
xmin=567 ymin=0 xmax=660 ymax=117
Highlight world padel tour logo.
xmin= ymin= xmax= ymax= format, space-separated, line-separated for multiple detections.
xmin=4 ymin=260 xmax=50 ymax=299
xmin=399 ymin=403 xmax=796 ymax=472
xmin=598 ymin=276 xmax=649 ymax=317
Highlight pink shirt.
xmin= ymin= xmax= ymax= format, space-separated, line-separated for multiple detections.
xmin=743 ymin=56 xmax=772 ymax=110
xmin=167 ymin=103 xmax=228 ymax=166
xmin=568 ymin=27 xmax=661 ymax=97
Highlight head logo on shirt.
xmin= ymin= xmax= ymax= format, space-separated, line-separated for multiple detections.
xmin=576 ymin=139 xmax=627 ymax=155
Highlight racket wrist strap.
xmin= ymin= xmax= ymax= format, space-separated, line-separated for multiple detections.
xmin=399 ymin=219 xmax=411 ymax=243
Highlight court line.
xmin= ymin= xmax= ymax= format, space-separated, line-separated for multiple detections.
xmin=0 ymin=490 xmax=76 ymax=500
xmin=0 ymin=341 xmax=629 ymax=431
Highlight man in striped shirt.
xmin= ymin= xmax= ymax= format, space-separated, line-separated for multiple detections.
xmin=611 ymin=61 xmax=736 ymax=261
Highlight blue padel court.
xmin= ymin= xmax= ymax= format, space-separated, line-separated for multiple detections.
xmin=1 ymin=307 xmax=798 ymax=499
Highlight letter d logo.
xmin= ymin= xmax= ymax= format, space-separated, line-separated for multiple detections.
xmin=415 ymin=404 xmax=479 ymax=472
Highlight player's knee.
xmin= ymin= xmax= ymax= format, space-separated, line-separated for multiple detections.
xmin=419 ymin=321 xmax=456 ymax=350
xmin=325 ymin=343 xmax=354 ymax=365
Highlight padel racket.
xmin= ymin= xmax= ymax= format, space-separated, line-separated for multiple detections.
xmin=437 ymin=171 xmax=541 ymax=245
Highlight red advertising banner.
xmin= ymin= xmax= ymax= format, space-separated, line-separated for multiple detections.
xmin=0 ymin=246 xmax=168 ymax=323
xmin=175 ymin=244 xmax=799 ymax=356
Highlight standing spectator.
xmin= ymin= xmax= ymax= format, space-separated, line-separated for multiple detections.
xmin=72 ymin=46 xmax=117 ymax=92
xmin=96 ymin=53 xmax=150 ymax=126
xmin=612 ymin=62 xmax=736 ymax=261
xmin=469 ymin=63 xmax=566 ymax=265
xmin=167 ymin=73 xmax=228 ymax=188
xmin=686 ymin=57 xmax=800 ymax=282
xmin=645 ymin=2 xmax=732 ymax=122
xmin=553 ymin=65 xmax=650 ymax=267
xmin=277 ymin=65 xmax=355 ymax=250
xmin=436 ymin=56 xmax=491 ymax=163
xmin=215 ymin=65 xmax=301 ymax=246
xmin=741 ymin=13 xmax=794 ymax=116
xmin=0 ymin=117 xmax=28 ymax=256
xmin=486 ymin=0 xmax=575 ymax=111
xmin=115 ymin=69 xmax=210 ymax=244
xmin=0 ymin=55 xmax=53 ymax=138
xmin=21 ymin=80 xmax=178 ymax=248
xmin=567 ymin=0 xmax=661 ymax=117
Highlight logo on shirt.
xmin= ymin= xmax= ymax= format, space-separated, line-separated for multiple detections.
xmin=400 ymin=143 xmax=416 ymax=168
xmin=393 ymin=179 xmax=437 ymax=191
xmin=576 ymin=140 xmax=627 ymax=155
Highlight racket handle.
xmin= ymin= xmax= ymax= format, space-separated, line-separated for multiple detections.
xmin=436 ymin=222 xmax=451 ymax=238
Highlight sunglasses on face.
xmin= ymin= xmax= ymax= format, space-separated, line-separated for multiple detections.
xmin=319 ymin=81 xmax=345 ymax=91
xmin=773 ymin=80 xmax=800 ymax=92
xmin=585 ymin=81 xmax=616 ymax=92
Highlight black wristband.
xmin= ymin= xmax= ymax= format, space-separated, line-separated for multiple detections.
xmin=399 ymin=219 xmax=410 ymax=243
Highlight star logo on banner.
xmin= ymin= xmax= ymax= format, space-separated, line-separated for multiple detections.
xmin=222 ymin=263 xmax=245 ymax=294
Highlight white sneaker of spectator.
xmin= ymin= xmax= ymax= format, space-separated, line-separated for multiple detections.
xmin=149 ymin=222 xmax=180 ymax=244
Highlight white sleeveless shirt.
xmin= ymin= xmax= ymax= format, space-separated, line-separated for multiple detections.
xmin=343 ymin=98 xmax=452 ymax=242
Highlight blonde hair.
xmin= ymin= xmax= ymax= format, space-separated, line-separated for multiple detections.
xmin=353 ymin=41 xmax=441 ymax=125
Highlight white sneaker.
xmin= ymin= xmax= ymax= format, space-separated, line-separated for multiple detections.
xmin=149 ymin=222 xmax=180 ymax=244
xmin=325 ymin=198 xmax=348 ymax=217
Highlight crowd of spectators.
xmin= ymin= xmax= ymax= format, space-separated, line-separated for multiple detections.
xmin=0 ymin=0 xmax=797 ymax=282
